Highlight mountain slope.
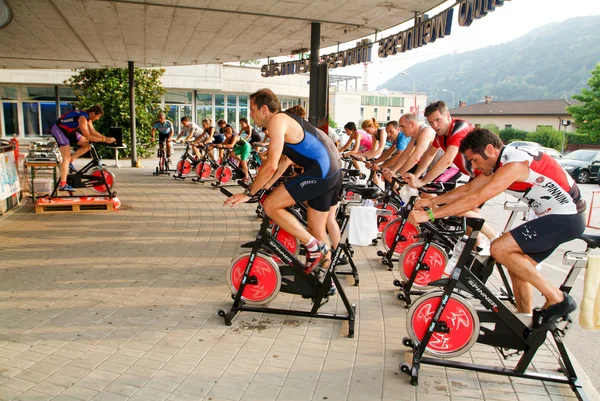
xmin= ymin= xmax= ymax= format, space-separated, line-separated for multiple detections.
xmin=377 ymin=16 xmax=600 ymax=105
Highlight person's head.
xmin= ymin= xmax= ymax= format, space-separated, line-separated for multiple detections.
xmin=385 ymin=120 xmax=400 ymax=141
xmin=239 ymin=117 xmax=250 ymax=130
xmin=181 ymin=116 xmax=190 ymax=127
xmin=261 ymin=126 xmax=268 ymax=134
xmin=249 ymin=89 xmax=281 ymax=127
xmin=286 ymin=105 xmax=307 ymax=119
xmin=201 ymin=118 xmax=212 ymax=129
xmin=344 ymin=121 xmax=357 ymax=136
xmin=87 ymin=104 xmax=103 ymax=122
xmin=361 ymin=118 xmax=380 ymax=135
xmin=398 ymin=113 xmax=420 ymax=137
xmin=158 ymin=112 xmax=166 ymax=123
xmin=424 ymin=101 xmax=452 ymax=137
xmin=223 ymin=125 xmax=234 ymax=136
xmin=217 ymin=119 xmax=227 ymax=128
xmin=459 ymin=128 xmax=504 ymax=176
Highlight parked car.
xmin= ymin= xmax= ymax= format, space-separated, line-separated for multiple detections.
xmin=519 ymin=146 xmax=563 ymax=159
xmin=507 ymin=140 xmax=542 ymax=148
xmin=558 ymin=149 xmax=600 ymax=184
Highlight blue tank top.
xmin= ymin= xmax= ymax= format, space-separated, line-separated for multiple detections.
xmin=280 ymin=111 xmax=341 ymax=179
xmin=57 ymin=111 xmax=89 ymax=133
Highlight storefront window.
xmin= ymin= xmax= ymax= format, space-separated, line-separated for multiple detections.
xmin=215 ymin=94 xmax=225 ymax=107
xmin=2 ymin=103 xmax=18 ymax=136
xmin=41 ymin=102 xmax=57 ymax=135
xmin=227 ymin=108 xmax=237 ymax=131
xmin=22 ymin=102 xmax=40 ymax=137
xmin=196 ymin=93 xmax=213 ymax=124
xmin=0 ymin=86 xmax=18 ymax=100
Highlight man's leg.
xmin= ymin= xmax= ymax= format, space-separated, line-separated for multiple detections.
xmin=326 ymin=204 xmax=340 ymax=249
xmin=491 ymin=233 xmax=564 ymax=310
xmin=71 ymin=137 xmax=91 ymax=162
xmin=58 ymin=145 xmax=71 ymax=184
xmin=263 ymin=186 xmax=312 ymax=244
xmin=167 ymin=137 xmax=172 ymax=158
xmin=508 ymin=272 xmax=534 ymax=313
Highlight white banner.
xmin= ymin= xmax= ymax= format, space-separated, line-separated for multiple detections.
xmin=0 ymin=151 xmax=21 ymax=202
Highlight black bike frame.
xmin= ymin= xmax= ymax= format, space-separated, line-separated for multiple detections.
xmin=406 ymin=218 xmax=589 ymax=401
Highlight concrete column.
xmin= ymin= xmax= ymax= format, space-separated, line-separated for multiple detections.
xmin=55 ymin=85 xmax=60 ymax=118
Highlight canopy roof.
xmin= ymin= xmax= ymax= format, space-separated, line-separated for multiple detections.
xmin=0 ymin=0 xmax=445 ymax=69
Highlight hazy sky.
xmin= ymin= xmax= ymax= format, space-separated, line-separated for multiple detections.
xmin=327 ymin=0 xmax=600 ymax=90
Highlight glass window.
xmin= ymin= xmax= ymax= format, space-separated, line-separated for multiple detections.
xmin=196 ymin=106 xmax=212 ymax=124
xmin=22 ymin=102 xmax=40 ymax=136
xmin=60 ymin=103 xmax=74 ymax=116
xmin=386 ymin=108 xmax=391 ymax=120
xmin=239 ymin=108 xmax=248 ymax=122
xmin=215 ymin=94 xmax=225 ymax=107
xmin=23 ymin=87 xmax=55 ymax=101
xmin=196 ymin=93 xmax=212 ymax=106
xmin=391 ymin=98 xmax=402 ymax=107
xmin=360 ymin=107 xmax=364 ymax=120
xmin=505 ymin=124 xmax=512 ymax=129
xmin=165 ymin=91 xmax=193 ymax=104
xmin=227 ymin=108 xmax=237 ymax=131
xmin=374 ymin=108 xmax=378 ymax=119
xmin=227 ymin=95 xmax=237 ymax=108
xmin=40 ymin=102 xmax=57 ymax=135
xmin=59 ymin=87 xmax=77 ymax=101
xmin=239 ymin=95 xmax=248 ymax=107
xmin=0 ymin=86 xmax=18 ymax=100
xmin=215 ymin=107 xmax=225 ymax=123
xmin=2 ymin=103 xmax=19 ymax=136
xmin=475 ymin=124 xmax=481 ymax=128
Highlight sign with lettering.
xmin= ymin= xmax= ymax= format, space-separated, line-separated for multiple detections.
xmin=261 ymin=0 xmax=508 ymax=77
xmin=261 ymin=39 xmax=373 ymax=78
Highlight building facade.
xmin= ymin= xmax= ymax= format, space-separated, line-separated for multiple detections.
xmin=329 ymin=88 xmax=428 ymax=128
xmin=449 ymin=98 xmax=578 ymax=133
xmin=0 ymin=65 xmax=309 ymax=140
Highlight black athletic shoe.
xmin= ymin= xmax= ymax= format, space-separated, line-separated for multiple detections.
xmin=338 ymin=254 xmax=349 ymax=266
xmin=532 ymin=292 xmax=577 ymax=330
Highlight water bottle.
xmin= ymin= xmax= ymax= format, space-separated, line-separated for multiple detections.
xmin=444 ymin=235 xmax=468 ymax=276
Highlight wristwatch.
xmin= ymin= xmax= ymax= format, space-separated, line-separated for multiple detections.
xmin=244 ymin=188 xmax=253 ymax=197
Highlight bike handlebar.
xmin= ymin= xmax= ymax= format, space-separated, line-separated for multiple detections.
xmin=220 ymin=187 xmax=234 ymax=197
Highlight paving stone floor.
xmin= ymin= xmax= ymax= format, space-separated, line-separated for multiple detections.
xmin=0 ymin=162 xmax=598 ymax=401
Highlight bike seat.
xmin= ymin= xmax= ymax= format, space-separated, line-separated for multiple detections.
xmin=579 ymin=233 xmax=600 ymax=249
xmin=344 ymin=185 xmax=382 ymax=200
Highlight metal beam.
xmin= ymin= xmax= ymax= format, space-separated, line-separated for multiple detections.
xmin=129 ymin=61 xmax=137 ymax=167
xmin=308 ymin=22 xmax=320 ymax=127
xmin=96 ymin=0 xmax=364 ymax=28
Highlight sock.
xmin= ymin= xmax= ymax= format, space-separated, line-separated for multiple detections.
xmin=490 ymin=232 xmax=501 ymax=243
xmin=59 ymin=181 xmax=66 ymax=186
xmin=306 ymin=237 xmax=319 ymax=252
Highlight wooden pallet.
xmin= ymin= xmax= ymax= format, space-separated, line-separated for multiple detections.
xmin=35 ymin=197 xmax=118 ymax=214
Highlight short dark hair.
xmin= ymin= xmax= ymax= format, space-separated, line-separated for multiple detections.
xmin=239 ymin=117 xmax=248 ymax=124
xmin=424 ymin=100 xmax=449 ymax=118
xmin=217 ymin=119 xmax=226 ymax=125
xmin=87 ymin=104 xmax=103 ymax=115
xmin=385 ymin=121 xmax=399 ymax=129
xmin=249 ymin=89 xmax=281 ymax=113
xmin=181 ymin=116 xmax=189 ymax=123
xmin=344 ymin=122 xmax=357 ymax=131
xmin=459 ymin=128 xmax=503 ymax=158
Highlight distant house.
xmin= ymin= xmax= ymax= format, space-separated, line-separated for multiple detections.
xmin=449 ymin=97 xmax=578 ymax=133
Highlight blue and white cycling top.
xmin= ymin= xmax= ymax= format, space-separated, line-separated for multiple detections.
xmin=153 ymin=120 xmax=173 ymax=135
xmin=395 ymin=132 xmax=410 ymax=151
xmin=281 ymin=111 xmax=341 ymax=178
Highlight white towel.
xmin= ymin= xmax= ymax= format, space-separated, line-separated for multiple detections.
xmin=580 ymin=254 xmax=600 ymax=330
xmin=348 ymin=206 xmax=378 ymax=246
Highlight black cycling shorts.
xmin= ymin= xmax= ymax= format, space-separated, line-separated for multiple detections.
xmin=509 ymin=212 xmax=586 ymax=263
xmin=284 ymin=170 xmax=343 ymax=212
xmin=158 ymin=133 xmax=171 ymax=144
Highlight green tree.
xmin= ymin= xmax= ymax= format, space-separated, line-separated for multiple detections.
xmin=482 ymin=123 xmax=500 ymax=134
xmin=328 ymin=115 xmax=338 ymax=129
xmin=567 ymin=63 xmax=600 ymax=142
xmin=498 ymin=128 xmax=528 ymax=144
xmin=526 ymin=127 xmax=563 ymax=150
xmin=65 ymin=68 xmax=167 ymax=158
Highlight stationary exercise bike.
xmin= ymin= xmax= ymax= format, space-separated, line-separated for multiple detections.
xmin=191 ymin=144 xmax=220 ymax=183
xmin=153 ymin=146 xmax=171 ymax=176
xmin=173 ymin=140 xmax=198 ymax=180
xmin=400 ymin=217 xmax=594 ymax=401
xmin=212 ymin=148 xmax=251 ymax=187
xmin=51 ymin=143 xmax=116 ymax=198
xmin=217 ymin=184 xmax=383 ymax=338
